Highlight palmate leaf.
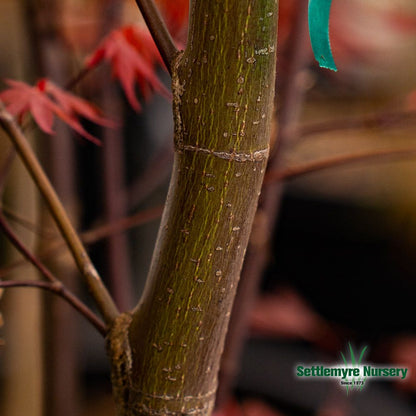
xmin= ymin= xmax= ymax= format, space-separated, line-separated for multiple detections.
xmin=0 ymin=79 xmax=115 ymax=144
xmin=86 ymin=25 xmax=170 ymax=111
xmin=308 ymin=0 xmax=337 ymax=71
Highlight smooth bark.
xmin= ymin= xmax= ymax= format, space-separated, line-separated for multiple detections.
xmin=107 ymin=1 xmax=278 ymax=414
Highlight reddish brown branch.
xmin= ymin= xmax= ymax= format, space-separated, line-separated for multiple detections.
xmin=0 ymin=214 xmax=105 ymax=334
xmin=81 ymin=205 xmax=164 ymax=244
xmin=0 ymin=213 xmax=58 ymax=283
xmin=124 ymin=141 xmax=173 ymax=209
xmin=297 ymin=110 xmax=416 ymax=139
xmin=2 ymin=205 xmax=56 ymax=239
xmin=265 ymin=147 xmax=416 ymax=184
xmin=0 ymin=104 xmax=119 ymax=324
xmin=0 ymin=280 xmax=106 ymax=335
xmin=0 ymin=205 xmax=164 ymax=280
xmin=0 ymin=148 xmax=16 ymax=196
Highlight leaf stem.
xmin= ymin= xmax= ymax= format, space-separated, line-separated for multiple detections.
xmin=0 ymin=103 xmax=119 ymax=325
xmin=0 ymin=280 xmax=106 ymax=335
xmin=134 ymin=0 xmax=178 ymax=74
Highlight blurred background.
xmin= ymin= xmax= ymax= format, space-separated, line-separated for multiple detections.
xmin=0 ymin=0 xmax=416 ymax=415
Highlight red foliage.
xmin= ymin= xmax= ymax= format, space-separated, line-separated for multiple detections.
xmin=156 ymin=0 xmax=189 ymax=41
xmin=0 ymin=79 xmax=114 ymax=144
xmin=86 ymin=25 xmax=170 ymax=111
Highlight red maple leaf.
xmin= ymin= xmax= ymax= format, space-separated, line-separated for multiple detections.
xmin=86 ymin=25 xmax=170 ymax=111
xmin=0 ymin=79 xmax=114 ymax=145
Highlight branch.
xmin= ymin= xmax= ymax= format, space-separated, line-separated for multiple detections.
xmin=81 ymin=205 xmax=164 ymax=245
xmin=0 ymin=213 xmax=57 ymax=283
xmin=0 ymin=148 xmax=16 ymax=196
xmin=134 ymin=0 xmax=178 ymax=73
xmin=0 ymin=205 xmax=164 ymax=280
xmin=124 ymin=140 xmax=173 ymax=209
xmin=0 ymin=280 xmax=106 ymax=335
xmin=0 ymin=103 xmax=119 ymax=324
xmin=265 ymin=147 xmax=416 ymax=184
xmin=2 ymin=204 xmax=56 ymax=239
xmin=65 ymin=67 xmax=91 ymax=91
xmin=297 ymin=110 xmax=416 ymax=139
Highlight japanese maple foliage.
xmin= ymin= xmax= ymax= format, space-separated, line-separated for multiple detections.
xmin=0 ymin=79 xmax=114 ymax=145
xmin=86 ymin=25 xmax=170 ymax=111
xmin=156 ymin=0 xmax=189 ymax=41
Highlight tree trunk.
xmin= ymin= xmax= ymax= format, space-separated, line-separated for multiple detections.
xmin=107 ymin=1 xmax=278 ymax=414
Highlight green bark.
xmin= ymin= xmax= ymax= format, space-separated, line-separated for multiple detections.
xmin=107 ymin=1 xmax=278 ymax=414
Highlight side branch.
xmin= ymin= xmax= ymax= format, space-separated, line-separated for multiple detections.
xmin=265 ymin=147 xmax=416 ymax=184
xmin=0 ymin=213 xmax=57 ymax=283
xmin=297 ymin=110 xmax=416 ymax=139
xmin=0 ymin=104 xmax=119 ymax=325
xmin=134 ymin=0 xmax=178 ymax=73
xmin=0 ymin=148 xmax=16 ymax=195
xmin=0 ymin=280 xmax=106 ymax=335
xmin=0 ymin=205 xmax=164 ymax=280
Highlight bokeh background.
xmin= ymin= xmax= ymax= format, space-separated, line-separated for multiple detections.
xmin=0 ymin=1 xmax=416 ymax=415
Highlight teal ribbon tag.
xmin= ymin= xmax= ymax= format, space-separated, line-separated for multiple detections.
xmin=308 ymin=0 xmax=337 ymax=71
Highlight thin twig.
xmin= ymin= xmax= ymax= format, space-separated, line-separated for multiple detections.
xmin=265 ymin=148 xmax=416 ymax=184
xmin=297 ymin=110 xmax=416 ymax=139
xmin=0 ymin=205 xmax=164 ymax=280
xmin=124 ymin=140 xmax=173 ymax=209
xmin=2 ymin=204 xmax=57 ymax=239
xmin=134 ymin=0 xmax=178 ymax=73
xmin=0 ymin=280 xmax=106 ymax=335
xmin=64 ymin=67 xmax=91 ymax=91
xmin=0 ymin=213 xmax=57 ymax=283
xmin=0 ymin=103 xmax=119 ymax=324
xmin=81 ymin=204 xmax=164 ymax=244
xmin=0 ymin=148 xmax=16 ymax=196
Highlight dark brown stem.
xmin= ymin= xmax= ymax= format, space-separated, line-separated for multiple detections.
xmin=0 ymin=103 xmax=119 ymax=324
xmin=265 ymin=147 xmax=416 ymax=184
xmin=134 ymin=0 xmax=178 ymax=73
xmin=0 ymin=280 xmax=106 ymax=335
